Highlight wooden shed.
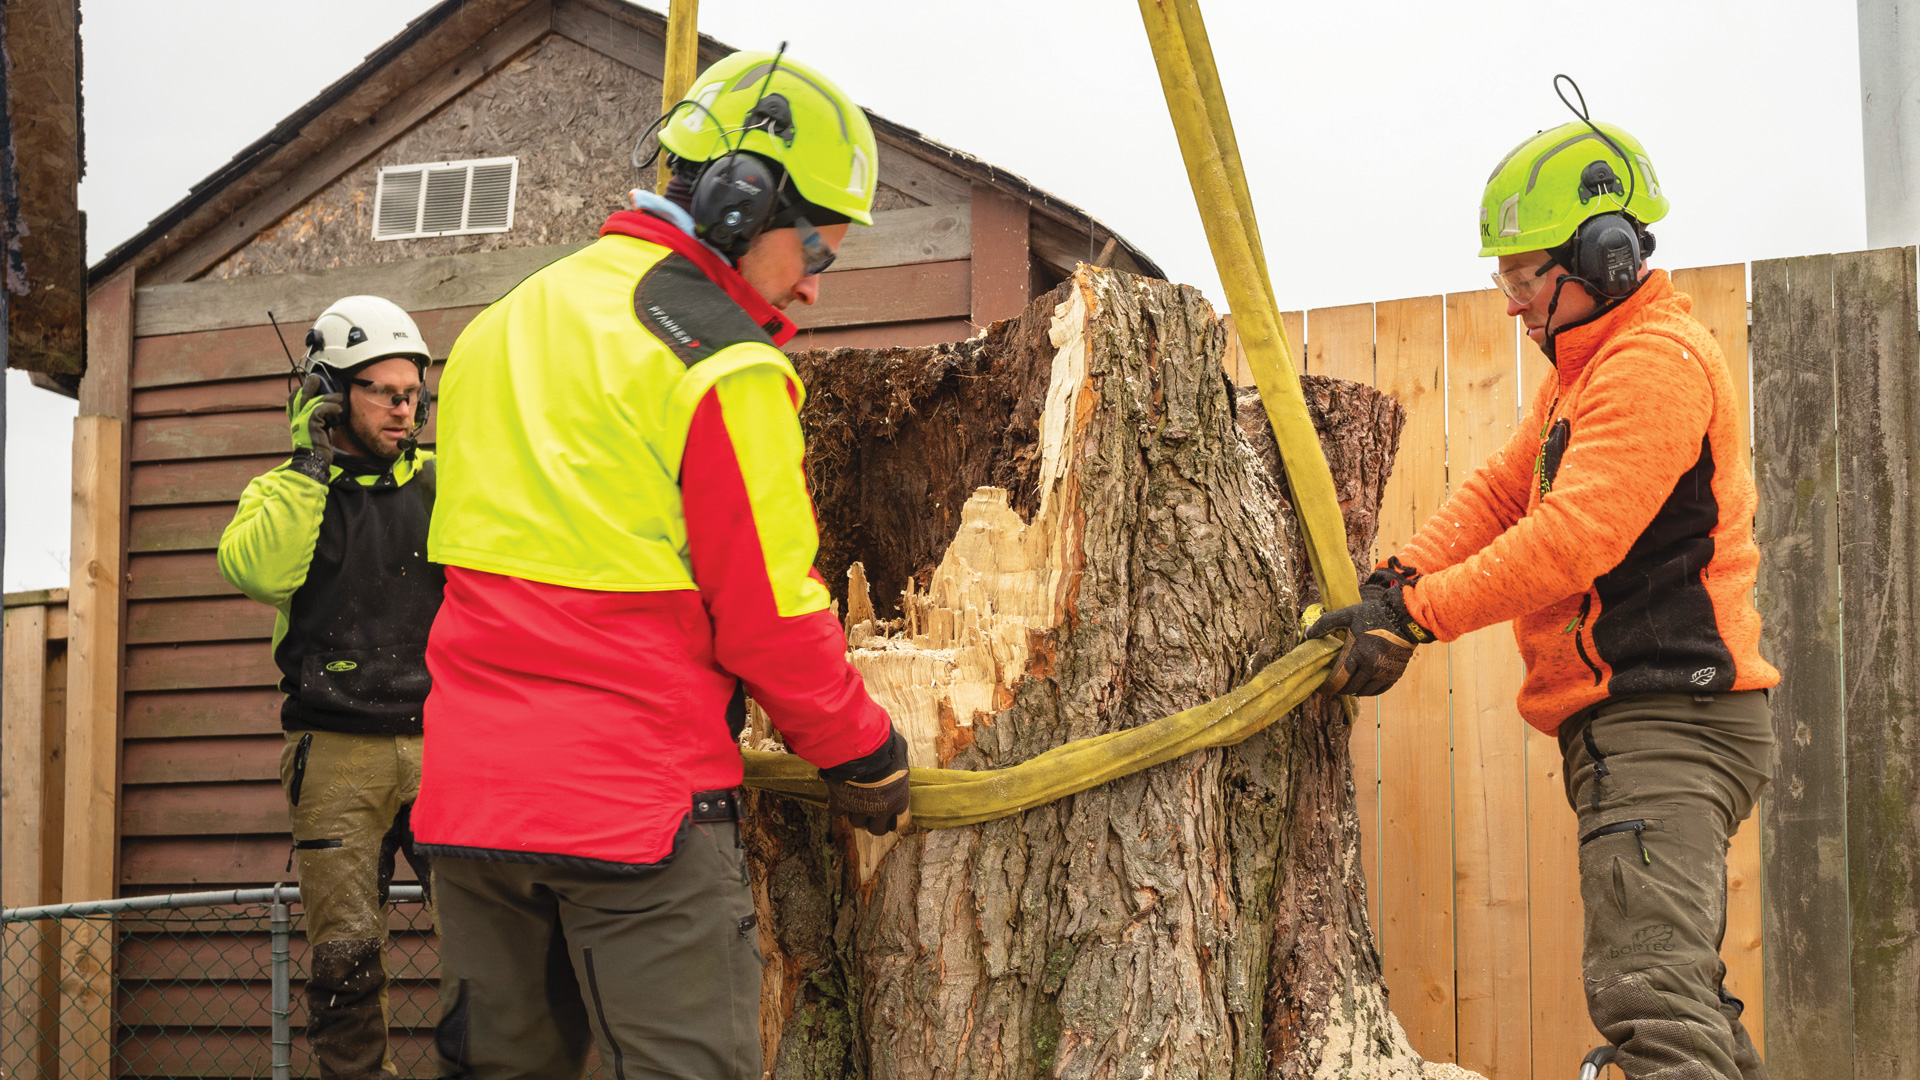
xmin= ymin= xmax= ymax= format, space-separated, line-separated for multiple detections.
xmin=56 ymin=0 xmax=1160 ymax=903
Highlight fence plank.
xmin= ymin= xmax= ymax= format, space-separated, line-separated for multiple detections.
xmin=125 ymin=641 xmax=279 ymax=693
xmin=121 ymin=781 xmax=288 ymax=836
xmin=1373 ymin=294 xmax=1455 ymax=1062
xmin=1833 ymin=246 xmax=1920 ymax=1080
xmin=1305 ymin=301 xmax=1384 ymax=935
xmin=3 ymin=604 xmax=59 ymax=1079
xmin=1752 ymin=253 xmax=1850 ymax=1075
xmin=128 ymin=552 xmax=241 ymax=601
xmin=789 ymin=260 xmax=972 ymax=331
xmin=131 ymin=307 xmax=480 ymax=389
xmin=127 ymin=597 xmax=275 ymax=646
xmin=124 ymin=689 xmax=284 ymax=740
xmin=118 ymin=836 xmax=420 ymax=887
xmin=131 ymin=455 xmax=283 ymax=506
xmin=1445 ymin=288 xmax=1532 ymax=1080
xmin=121 ymin=735 xmax=282 ymax=786
xmin=130 ymin=504 xmax=236 ymax=554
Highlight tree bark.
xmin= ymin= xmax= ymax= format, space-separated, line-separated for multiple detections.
xmin=746 ymin=266 xmax=1419 ymax=1079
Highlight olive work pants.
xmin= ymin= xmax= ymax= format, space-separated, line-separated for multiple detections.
xmin=431 ymin=821 xmax=763 ymax=1080
xmin=1558 ymin=691 xmax=1773 ymax=1080
xmin=280 ymin=730 xmax=435 ymax=1080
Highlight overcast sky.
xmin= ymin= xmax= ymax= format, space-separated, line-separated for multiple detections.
xmin=5 ymin=0 xmax=1869 ymax=591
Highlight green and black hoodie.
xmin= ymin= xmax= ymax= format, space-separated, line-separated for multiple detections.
xmin=218 ymin=450 xmax=444 ymax=735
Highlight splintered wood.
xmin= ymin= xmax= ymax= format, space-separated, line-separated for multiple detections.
xmin=749 ymin=266 xmax=1420 ymax=1080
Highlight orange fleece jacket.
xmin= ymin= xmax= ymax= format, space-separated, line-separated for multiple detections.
xmin=1393 ymin=270 xmax=1779 ymax=732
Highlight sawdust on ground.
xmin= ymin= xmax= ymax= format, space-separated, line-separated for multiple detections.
xmin=1424 ymin=1064 xmax=1490 ymax=1080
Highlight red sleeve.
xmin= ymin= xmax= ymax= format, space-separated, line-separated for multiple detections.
xmin=680 ymin=385 xmax=892 ymax=770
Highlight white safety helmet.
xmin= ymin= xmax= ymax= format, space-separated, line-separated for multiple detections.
xmin=304 ymin=295 xmax=432 ymax=381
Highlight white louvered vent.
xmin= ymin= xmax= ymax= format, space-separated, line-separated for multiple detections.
xmin=372 ymin=157 xmax=518 ymax=240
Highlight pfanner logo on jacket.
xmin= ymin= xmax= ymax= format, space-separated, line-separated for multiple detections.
xmin=632 ymin=253 xmax=772 ymax=367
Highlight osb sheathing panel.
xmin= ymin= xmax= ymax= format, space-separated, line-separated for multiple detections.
xmin=210 ymin=33 xmax=927 ymax=279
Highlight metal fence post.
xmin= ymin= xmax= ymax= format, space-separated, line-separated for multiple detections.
xmin=270 ymin=882 xmax=291 ymax=1080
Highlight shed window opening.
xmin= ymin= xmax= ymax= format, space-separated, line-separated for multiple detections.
xmin=373 ymin=157 xmax=518 ymax=240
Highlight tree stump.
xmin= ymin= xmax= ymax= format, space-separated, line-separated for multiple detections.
xmin=745 ymin=266 xmax=1419 ymax=1079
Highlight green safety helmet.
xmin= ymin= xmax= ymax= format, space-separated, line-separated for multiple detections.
xmin=658 ymin=50 xmax=878 ymax=226
xmin=1478 ymin=119 xmax=1668 ymax=258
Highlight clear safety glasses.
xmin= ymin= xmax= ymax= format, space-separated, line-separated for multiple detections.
xmin=794 ymin=216 xmax=839 ymax=277
xmin=350 ymin=379 xmax=425 ymax=410
xmin=1491 ymin=260 xmax=1557 ymax=306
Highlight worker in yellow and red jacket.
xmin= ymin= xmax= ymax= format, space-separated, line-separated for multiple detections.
xmin=1307 ymin=87 xmax=1777 ymax=1080
xmin=411 ymin=51 xmax=906 ymax=1080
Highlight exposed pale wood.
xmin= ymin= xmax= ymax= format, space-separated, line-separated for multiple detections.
xmin=125 ymin=642 xmax=280 ymax=693
xmin=123 ymin=689 xmax=284 ymax=741
xmin=782 ymin=318 xmax=974 ymax=355
xmin=1445 ymin=288 xmax=1532 ymax=1080
xmin=788 ymin=260 xmax=970 ymax=331
xmin=130 ymin=504 xmax=241 ymax=555
xmin=1833 ymin=245 xmax=1920 ymax=1080
xmin=132 ymin=456 xmax=286 ymax=507
xmin=132 ymin=307 xmax=481 ymax=389
xmin=121 ymin=781 xmax=289 ymax=836
xmin=128 ymin=597 xmax=276 ymax=646
xmin=1372 ymin=294 xmax=1455 ymax=1063
xmin=147 ymin=0 xmax=557 ymax=285
xmin=128 ymin=552 xmax=241 ymax=602
xmin=121 ymin=736 xmax=282 ymax=786
xmin=1752 ymin=254 xmax=1851 ymax=1077
xmin=969 ymin=183 xmax=1032 ymax=327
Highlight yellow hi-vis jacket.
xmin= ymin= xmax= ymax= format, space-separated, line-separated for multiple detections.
xmin=414 ymin=210 xmax=892 ymax=868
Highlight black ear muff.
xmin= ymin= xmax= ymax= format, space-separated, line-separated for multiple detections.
xmin=690 ymin=152 xmax=783 ymax=258
xmin=1569 ymin=212 xmax=1643 ymax=299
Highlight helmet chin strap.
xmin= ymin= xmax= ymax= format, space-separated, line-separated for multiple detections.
xmin=1539 ymin=267 xmax=1626 ymax=365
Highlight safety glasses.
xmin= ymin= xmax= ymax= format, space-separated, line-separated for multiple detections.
xmin=350 ymin=379 xmax=425 ymax=410
xmin=1491 ymin=259 xmax=1558 ymax=306
xmin=794 ymin=216 xmax=838 ymax=277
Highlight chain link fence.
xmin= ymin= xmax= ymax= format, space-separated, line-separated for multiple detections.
xmin=2 ymin=886 xmax=438 ymax=1079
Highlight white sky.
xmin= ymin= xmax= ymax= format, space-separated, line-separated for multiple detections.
xmin=5 ymin=0 xmax=1869 ymax=591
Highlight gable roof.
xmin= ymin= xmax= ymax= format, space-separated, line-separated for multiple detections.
xmin=89 ymin=0 xmax=1161 ymax=287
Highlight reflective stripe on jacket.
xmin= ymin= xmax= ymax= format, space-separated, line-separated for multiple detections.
xmin=1393 ymin=270 xmax=1780 ymax=732
xmin=414 ymin=211 xmax=891 ymax=868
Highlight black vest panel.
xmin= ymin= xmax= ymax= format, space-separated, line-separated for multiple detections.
xmin=277 ymin=460 xmax=444 ymax=734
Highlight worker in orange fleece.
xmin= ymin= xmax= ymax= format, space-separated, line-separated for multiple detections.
xmin=1307 ymin=89 xmax=1777 ymax=1080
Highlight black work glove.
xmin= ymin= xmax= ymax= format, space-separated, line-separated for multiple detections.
xmin=287 ymin=374 xmax=344 ymax=480
xmin=822 ymin=728 xmax=911 ymax=836
xmin=1305 ymin=558 xmax=1434 ymax=697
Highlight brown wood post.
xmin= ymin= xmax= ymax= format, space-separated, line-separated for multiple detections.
xmin=968 ymin=182 xmax=1030 ymax=328
xmin=61 ymin=267 xmax=133 ymax=1080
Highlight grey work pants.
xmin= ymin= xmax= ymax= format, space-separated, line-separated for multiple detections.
xmin=432 ymin=820 xmax=763 ymax=1080
xmin=1558 ymin=691 xmax=1773 ymax=1080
